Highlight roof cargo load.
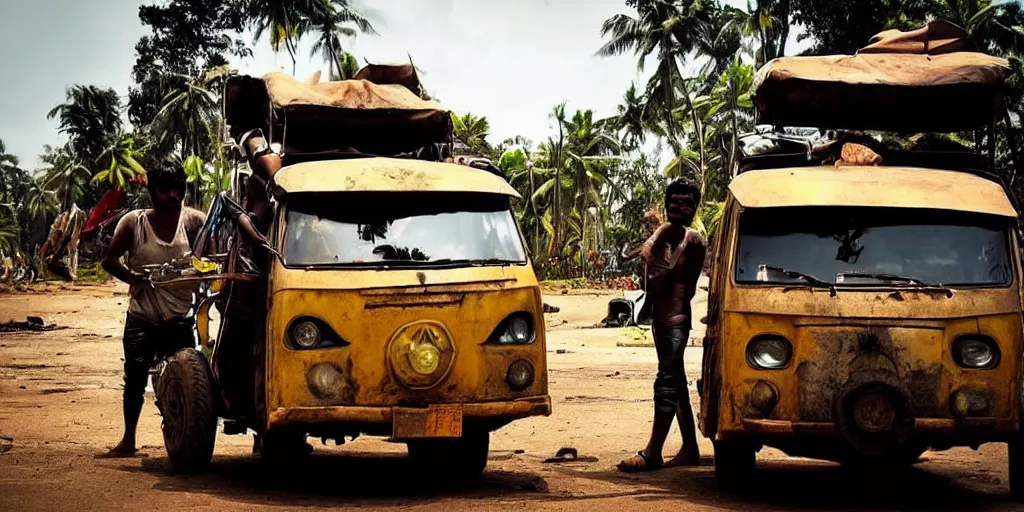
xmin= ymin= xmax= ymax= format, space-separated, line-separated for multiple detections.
xmin=223 ymin=63 xmax=453 ymax=165
xmin=753 ymin=22 xmax=1010 ymax=132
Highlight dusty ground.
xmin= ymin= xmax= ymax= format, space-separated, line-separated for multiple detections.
xmin=0 ymin=282 xmax=1019 ymax=511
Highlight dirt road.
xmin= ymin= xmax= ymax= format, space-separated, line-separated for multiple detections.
xmin=0 ymin=283 xmax=1019 ymax=511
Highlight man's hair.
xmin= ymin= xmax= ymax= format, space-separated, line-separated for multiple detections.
xmin=665 ymin=178 xmax=701 ymax=205
xmin=146 ymin=162 xmax=187 ymax=195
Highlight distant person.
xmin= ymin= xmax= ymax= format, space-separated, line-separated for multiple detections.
xmin=100 ymin=164 xmax=206 ymax=457
xmin=618 ymin=178 xmax=708 ymax=472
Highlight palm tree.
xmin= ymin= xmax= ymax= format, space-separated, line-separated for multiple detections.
xmin=309 ymin=0 xmax=375 ymax=79
xmin=695 ymin=58 xmax=755 ymax=181
xmin=151 ymin=66 xmax=231 ymax=161
xmin=0 ymin=204 xmax=19 ymax=255
xmin=609 ymin=83 xmax=654 ymax=152
xmin=46 ymin=85 xmax=123 ymax=168
xmin=92 ymin=133 xmax=148 ymax=190
xmin=0 ymin=139 xmax=20 ymax=197
xmin=330 ymin=51 xmax=362 ymax=81
xmin=451 ymin=112 xmax=492 ymax=155
xmin=40 ymin=145 xmax=91 ymax=210
xmin=245 ymin=0 xmax=333 ymax=74
xmin=597 ymin=1 xmax=711 ymax=151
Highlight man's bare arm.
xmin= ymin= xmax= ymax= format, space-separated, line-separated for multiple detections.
xmin=640 ymin=223 xmax=672 ymax=262
xmin=101 ymin=218 xmax=145 ymax=287
xmin=679 ymin=233 xmax=708 ymax=302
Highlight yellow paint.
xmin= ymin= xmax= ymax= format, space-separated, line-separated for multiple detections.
xmin=702 ymin=172 xmax=1024 ymax=454
xmin=261 ymin=256 xmax=549 ymax=431
xmin=272 ymin=157 xmax=520 ymax=198
xmin=729 ymin=167 xmax=1017 ymax=217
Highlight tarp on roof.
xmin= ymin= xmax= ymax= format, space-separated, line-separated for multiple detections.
xmin=753 ymin=22 xmax=1010 ymax=132
xmin=223 ymin=63 xmax=452 ymax=161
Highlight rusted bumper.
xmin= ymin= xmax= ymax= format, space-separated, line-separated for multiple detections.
xmin=268 ymin=395 xmax=552 ymax=429
xmin=735 ymin=417 xmax=1018 ymax=436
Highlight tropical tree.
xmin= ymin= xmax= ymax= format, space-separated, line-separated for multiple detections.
xmin=330 ymin=50 xmax=362 ymax=81
xmin=451 ymin=112 xmax=493 ymax=155
xmin=39 ymin=145 xmax=91 ymax=211
xmin=151 ymin=66 xmax=231 ymax=161
xmin=92 ymin=133 xmax=148 ymax=191
xmin=308 ymin=0 xmax=376 ymax=79
xmin=46 ymin=85 xmax=123 ymax=169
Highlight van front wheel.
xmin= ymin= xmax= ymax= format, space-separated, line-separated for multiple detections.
xmin=713 ymin=439 xmax=756 ymax=492
xmin=407 ymin=431 xmax=489 ymax=481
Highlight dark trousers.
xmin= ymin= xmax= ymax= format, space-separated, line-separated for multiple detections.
xmin=652 ymin=325 xmax=690 ymax=415
xmin=122 ymin=313 xmax=195 ymax=410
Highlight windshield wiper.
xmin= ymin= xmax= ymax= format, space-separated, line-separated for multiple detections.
xmin=759 ymin=265 xmax=837 ymax=296
xmin=429 ymin=258 xmax=521 ymax=267
xmin=835 ymin=271 xmax=953 ymax=297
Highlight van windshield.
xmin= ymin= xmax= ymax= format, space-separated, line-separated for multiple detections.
xmin=735 ymin=207 xmax=1013 ymax=287
xmin=284 ymin=192 xmax=527 ymax=267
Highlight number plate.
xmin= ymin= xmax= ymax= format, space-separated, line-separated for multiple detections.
xmin=392 ymin=404 xmax=463 ymax=439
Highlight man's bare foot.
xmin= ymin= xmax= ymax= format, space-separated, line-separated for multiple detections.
xmin=617 ymin=450 xmax=663 ymax=473
xmin=664 ymin=449 xmax=700 ymax=467
xmin=98 ymin=440 xmax=138 ymax=458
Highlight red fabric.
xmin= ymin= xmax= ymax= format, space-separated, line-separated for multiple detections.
xmin=82 ymin=189 xmax=125 ymax=234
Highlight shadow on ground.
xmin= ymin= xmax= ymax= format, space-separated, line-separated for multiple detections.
xmin=120 ymin=447 xmax=1017 ymax=510
xmin=120 ymin=449 xmax=553 ymax=508
xmin=555 ymin=456 xmax=1015 ymax=511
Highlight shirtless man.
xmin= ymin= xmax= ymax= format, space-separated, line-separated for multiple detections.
xmin=618 ymin=178 xmax=707 ymax=472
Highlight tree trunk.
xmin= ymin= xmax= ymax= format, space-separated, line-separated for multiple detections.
xmin=529 ymin=165 xmax=540 ymax=256
xmin=776 ymin=0 xmax=790 ymax=59
xmin=553 ymin=126 xmax=564 ymax=257
xmin=679 ymin=79 xmax=707 ymax=188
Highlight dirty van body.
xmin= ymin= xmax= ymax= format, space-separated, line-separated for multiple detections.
xmin=151 ymin=66 xmax=550 ymax=478
xmin=700 ymin=166 xmax=1024 ymax=490
xmin=262 ymin=159 xmax=550 ymax=441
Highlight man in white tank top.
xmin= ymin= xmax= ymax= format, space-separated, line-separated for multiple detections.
xmin=100 ymin=164 xmax=206 ymax=457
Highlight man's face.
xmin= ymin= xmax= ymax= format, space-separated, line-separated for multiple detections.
xmin=151 ymin=184 xmax=184 ymax=212
xmin=666 ymin=191 xmax=697 ymax=227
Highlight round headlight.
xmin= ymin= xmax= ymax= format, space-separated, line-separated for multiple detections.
xmin=292 ymin=320 xmax=321 ymax=349
xmin=506 ymin=359 xmax=535 ymax=391
xmin=954 ymin=336 xmax=999 ymax=369
xmin=307 ymin=363 xmax=343 ymax=399
xmin=746 ymin=336 xmax=792 ymax=369
xmin=509 ymin=316 xmax=532 ymax=343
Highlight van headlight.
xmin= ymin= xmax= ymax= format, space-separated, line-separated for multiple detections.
xmin=488 ymin=313 xmax=536 ymax=344
xmin=746 ymin=335 xmax=792 ymax=370
xmin=291 ymin=320 xmax=322 ymax=349
xmin=953 ymin=336 xmax=1000 ymax=369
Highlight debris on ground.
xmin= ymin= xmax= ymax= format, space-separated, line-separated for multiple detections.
xmin=543 ymin=303 xmax=561 ymax=313
xmin=0 ymin=317 xmax=63 ymax=333
xmin=543 ymin=447 xmax=599 ymax=464
xmin=0 ymin=436 xmax=12 ymax=454
xmin=606 ymin=371 xmax=621 ymax=377
xmin=556 ymin=349 xmax=569 ymax=354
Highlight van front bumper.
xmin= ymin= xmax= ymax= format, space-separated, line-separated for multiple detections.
xmin=268 ymin=395 xmax=552 ymax=430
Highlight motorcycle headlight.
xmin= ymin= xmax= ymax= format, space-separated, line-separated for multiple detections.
xmin=746 ymin=335 xmax=792 ymax=370
xmin=491 ymin=313 xmax=536 ymax=344
xmin=953 ymin=336 xmax=1000 ymax=369
xmin=291 ymin=320 xmax=322 ymax=349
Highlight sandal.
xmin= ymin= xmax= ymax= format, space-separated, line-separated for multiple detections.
xmin=617 ymin=450 xmax=663 ymax=473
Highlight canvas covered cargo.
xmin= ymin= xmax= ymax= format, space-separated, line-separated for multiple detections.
xmin=223 ymin=63 xmax=453 ymax=164
xmin=753 ymin=22 xmax=1011 ymax=132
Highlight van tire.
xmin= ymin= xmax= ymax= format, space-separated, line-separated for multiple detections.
xmin=155 ymin=348 xmax=218 ymax=473
xmin=714 ymin=439 xmax=755 ymax=492
xmin=407 ymin=431 xmax=489 ymax=481
xmin=1010 ymin=439 xmax=1024 ymax=500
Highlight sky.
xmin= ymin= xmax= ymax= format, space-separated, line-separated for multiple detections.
xmin=0 ymin=0 xmax=808 ymax=170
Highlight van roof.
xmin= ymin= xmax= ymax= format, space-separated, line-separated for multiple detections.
xmin=729 ymin=166 xmax=1017 ymax=217
xmin=272 ymin=157 xmax=520 ymax=197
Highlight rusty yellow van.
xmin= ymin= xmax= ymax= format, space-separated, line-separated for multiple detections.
xmin=699 ymin=24 xmax=1024 ymax=496
xmin=156 ymin=157 xmax=550 ymax=478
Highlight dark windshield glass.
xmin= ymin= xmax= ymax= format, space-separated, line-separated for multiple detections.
xmin=735 ymin=207 xmax=1012 ymax=287
xmin=284 ymin=192 xmax=527 ymax=267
